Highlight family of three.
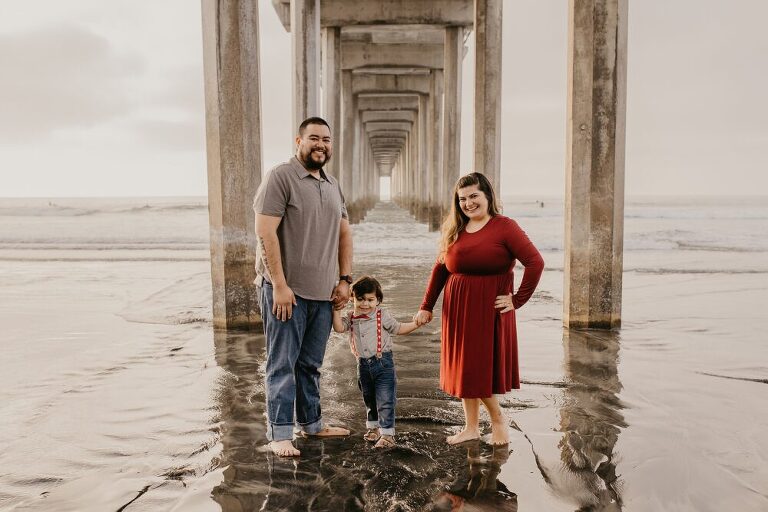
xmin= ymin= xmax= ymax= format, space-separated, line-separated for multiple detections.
xmin=254 ymin=117 xmax=544 ymax=457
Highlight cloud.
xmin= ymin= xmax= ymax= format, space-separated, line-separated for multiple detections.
xmin=147 ymin=64 xmax=205 ymax=115
xmin=0 ymin=24 xmax=145 ymax=143
xmin=133 ymin=118 xmax=205 ymax=151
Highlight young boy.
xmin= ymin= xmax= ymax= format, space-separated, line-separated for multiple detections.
xmin=332 ymin=276 xmax=422 ymax=448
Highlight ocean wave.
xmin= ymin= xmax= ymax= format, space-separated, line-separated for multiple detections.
xmin=631 ymin=268 xmax=768 ymax=275
xmin=118 ymin=203 xmax=208 ymax=214
xmin=0 ymin=256 xmax=210 ymax=262
xmin=0 ymin=200 xmax=207 ymax=218
xmin=675 ymin=241 xmax=768 ymax=253
xmin=625 ymin=211 xmax=768 ymax=220
xmin=0 ymin=242 xmax=209 ymax=251
xmin=118 ymin=273 xmax=212 ymax=325
xmin=0 ymin=206 xmax=101 ymax=217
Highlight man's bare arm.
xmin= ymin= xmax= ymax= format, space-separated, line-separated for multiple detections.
xmin=338 ymin=218 xmax=353 ymax=276
xmin=331 ymin=218 xmax=353 ymax=309
xmin=256 ymin=213 xmax=295 ymax=320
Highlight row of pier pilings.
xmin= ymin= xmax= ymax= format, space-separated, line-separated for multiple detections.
xmin=201 ymin=0 xmax=628 ymax=331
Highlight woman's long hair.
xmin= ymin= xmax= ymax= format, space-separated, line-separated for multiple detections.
xmin=438 ymin=172 xmax=501 ymax=262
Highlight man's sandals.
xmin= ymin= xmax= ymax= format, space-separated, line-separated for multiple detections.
xmin=363 ymin=428 xmax=380 ymax=442
xmin=374 ymin=435 xmax=395 ymax=449
xmin=298 ymin=426 xmax=350 ymax=438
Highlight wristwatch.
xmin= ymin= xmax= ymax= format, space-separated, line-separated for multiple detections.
xmin=339 ymin=275 xmax=353 ymax=285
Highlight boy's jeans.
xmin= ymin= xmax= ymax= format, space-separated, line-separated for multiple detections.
xmin=358 ymin=351 xmax=397 ymax=436
xmin=261 ymin=281 xmax=333 ymax=442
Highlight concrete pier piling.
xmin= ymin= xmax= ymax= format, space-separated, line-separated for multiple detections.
xmin=564 ymin=0 xmax=628 ymax=329
xmin=201 ymin=0 xmax=263 ymax=329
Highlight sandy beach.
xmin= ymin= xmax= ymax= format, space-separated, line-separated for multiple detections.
xmin=1 ymin=198 xmax=767 ymax=511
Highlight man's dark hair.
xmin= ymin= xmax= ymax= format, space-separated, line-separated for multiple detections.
xmin=351 ymin=276 xmax=384 ymax=304
xmin=298 ymin=116 xmax=330 ymax=136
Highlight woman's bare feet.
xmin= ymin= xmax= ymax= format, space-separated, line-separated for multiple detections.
xmin=446 ymin=428 xmax=480 ymax=445
xmin=269 ymin=440 xmax=300 ymax=457
xmin=489 ymin=420 xmax=509 ymax=445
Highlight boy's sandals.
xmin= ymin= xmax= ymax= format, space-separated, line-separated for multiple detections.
xmin=363 ymin=428 xmax=380 ymax=442
xmin=374 ymin=435 xmax=395 ymax=449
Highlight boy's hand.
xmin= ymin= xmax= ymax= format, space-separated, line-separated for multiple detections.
xmin=414 ymin=310 xmax=432 ymax=326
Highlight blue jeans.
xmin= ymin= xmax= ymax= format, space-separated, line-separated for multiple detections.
xmin=260 ymin=281 xmax=333 ymax=442
xmin=358 ymin=351 xmax=397 ymax=436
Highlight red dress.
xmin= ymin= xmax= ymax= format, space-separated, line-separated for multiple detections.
xmin=420 ymin=215 xmax=544 ymax=398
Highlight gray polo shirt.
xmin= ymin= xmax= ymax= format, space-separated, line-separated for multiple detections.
xmin=253 ymin=157 xmax=348 ymax=301
xmin=341 ymin=307 xmax=402 ymax=358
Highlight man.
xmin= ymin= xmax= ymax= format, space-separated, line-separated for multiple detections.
xmin=254 ymin=117 xmax=353 ymax=457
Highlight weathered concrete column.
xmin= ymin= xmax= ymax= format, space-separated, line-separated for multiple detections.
xmin=403 ymin=136 xmax=411 ymax=209
xmin=201 ymin=0 xmax=262 ymax=329
xmin=474 ymin=0 xmax=503 ymax=186
xmin=291 ymin=0 xmax=320 ymax=128
xmin=352 ymin=110 xmax=364 ymax=222
xmin=564 ymin=0 xmax=628 ymax=329
xmin=341 ymin=70 xmax=355 ymax=205
xmin=429 ymin=69 xmax=444 ymax=230
xmin=362 ymin=134 xmax=371 ymax=212
xmin=417 ymin=93 xmax=429 ymax=222
xmin=442 ymin=27 xmax=463 ymax=214
xmin=322 ymin=26 xmax=341 ymax=178
xmin=369 ymin=144 xmax=377 ymax=208
xmin=372 ymin=145 xmax=380 ymax=201
xmin=406 ymin=122 xmax=413 ymax=215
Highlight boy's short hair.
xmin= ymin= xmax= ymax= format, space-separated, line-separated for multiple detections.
xmin=351 ymin=276 xmax=383 ymax=303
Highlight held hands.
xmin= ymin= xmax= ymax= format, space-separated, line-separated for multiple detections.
xmin=413 ymin=309 xmax=433 ymax=326
xmin=273 ymin=283 xmax=297 ymax=321
xmin=494 ymin=293 xmax=515 ymax=314
xmin=331 ymin=281 xmax=351 ymax=310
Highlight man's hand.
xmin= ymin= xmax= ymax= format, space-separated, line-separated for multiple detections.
xmin=331 ymin=281 xmax=350 ymax=310
xmin=273 ymin=283 xmax=297 ymax=321
xmin=413 ymin=310 xmax=432 ymax=326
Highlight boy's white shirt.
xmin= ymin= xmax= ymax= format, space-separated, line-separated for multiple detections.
xmin=342 ymin=306 xmax=401 ymax=358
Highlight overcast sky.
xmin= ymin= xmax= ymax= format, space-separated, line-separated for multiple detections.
xmin=1 ymin=0 xmax=766 ymax=197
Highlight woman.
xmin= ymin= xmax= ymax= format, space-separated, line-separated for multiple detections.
xmin=416 ymin=172 xmax=544 ymax=445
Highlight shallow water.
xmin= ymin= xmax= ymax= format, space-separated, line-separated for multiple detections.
xmin=1 ymin=198 xmax=767 ymax=511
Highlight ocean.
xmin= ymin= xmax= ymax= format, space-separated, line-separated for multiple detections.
xmin=1 ymin=196 xmax=766 ymax=511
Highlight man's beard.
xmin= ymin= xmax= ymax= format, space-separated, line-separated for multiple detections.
xmin=301 ymin=149 xmax=331 ymax=170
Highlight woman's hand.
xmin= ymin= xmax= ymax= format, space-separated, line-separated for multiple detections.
xmin=494 ymin=293 xmax=515 ymax=314
xmin=414 ymin=310 xmax=433 ymax=326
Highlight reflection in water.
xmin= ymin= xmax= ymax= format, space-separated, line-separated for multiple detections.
xmin=208 ymin=330 xmax=519 ymax=511
xmin=541 ymin=329 xmax=626 ymax=510
xmin=430 ymin=444 xmax=518 ymax=512
xmin=211 ymin=330 xmax=270 ymax=510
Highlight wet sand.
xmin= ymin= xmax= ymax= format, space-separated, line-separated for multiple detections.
xmin=1 ymin=202 xmax=767 ymax=511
